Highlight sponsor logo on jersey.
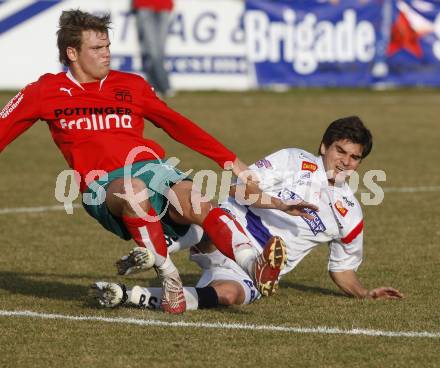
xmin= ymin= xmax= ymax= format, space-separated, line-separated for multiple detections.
xmin=334 ymin=200 xmax=348 ymax=217
xmin=114 ymin=89 xmax=132 ymax=102
xmin=296 ymin=179 xmax=311 ymax=186
xmin=342 ymin=196 xmax=355 ymax=207
xmin=54 ymin=106 xmax=133 ymax=131
xmin=301 ymin=161 xmax=318 ymax=172
xmin=0 ymin=91 xmax=24 ymax=119
xmin=277 ymin=189 xmax=302 ymax=201
xmin=302 ymin=208 xmax=326 ymax=235
xmin=54 ymin=106 xmax=132 ymax=118
xmin=300 ymin=172 xmax=311 ymax=180
xmin=277 ymin=190 xmax=325 ymax=234
xmin=60 ymin=87 xmax=73 ymax=97
xmin=255 ymin=159 xmax=273 ymax=169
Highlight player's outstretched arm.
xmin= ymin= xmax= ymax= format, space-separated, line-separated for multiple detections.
xmin=329 ymin=269 xmax=404 ymax=300
xmin=229 ymin=157 xmax=318 ymax=220
xmin=0 ymin=82 xmax=41 ymax=153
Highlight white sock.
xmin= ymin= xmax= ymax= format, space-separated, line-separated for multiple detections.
xmin=233 ymin=243 xmax=259 ymax=276
xmin=128 ymin=286 xmax=199 ymax=310
xmin=156 ymin=254 xmax=178 ymax=277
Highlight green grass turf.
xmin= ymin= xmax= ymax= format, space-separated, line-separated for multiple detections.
xmin=0 ymin=89 xmax=439 ymax=367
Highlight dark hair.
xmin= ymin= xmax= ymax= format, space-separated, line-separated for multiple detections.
xmin=319 ymin=116 xmax=373 ymax=158
xmin=57 ymin=9 xmax=111 ymax=66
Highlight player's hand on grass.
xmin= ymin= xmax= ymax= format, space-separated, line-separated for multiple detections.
xmin=367 ymin=287 xmax=404 ymax=300
xmin=115 ymin=247 xmax=156 ymax=276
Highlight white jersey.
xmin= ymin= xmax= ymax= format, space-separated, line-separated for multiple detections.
xmin=222 ymin=148 xmax=364 ymax=274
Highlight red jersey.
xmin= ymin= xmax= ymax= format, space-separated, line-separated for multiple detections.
xmin=132 ymin=0 xmax=173 ymax=11
xmin=0 ymin=70 xmax=236 ymax=191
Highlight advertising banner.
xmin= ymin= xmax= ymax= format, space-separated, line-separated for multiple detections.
xmin=246 ymin=0 xmax=440 ymax=87
xmin=245 ymin=0 xmax=382 ymax=87
xmin=0 ymin=0 xmax=249 ymax=90
xmin=375 ymin=0 xmax=440 ymax=87
xmin=167 ymin=0 xmax=250 ymax=90
xmin=1 ymin=1 xmax=440 ymax=89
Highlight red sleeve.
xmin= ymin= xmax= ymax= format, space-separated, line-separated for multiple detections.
xmin=0 ymin=81 xmax=41 ymax=153
xmin=140 ymin=82 xmax=236 ymax=168
xmin=341 ymin=219 xmax=364 ymax=244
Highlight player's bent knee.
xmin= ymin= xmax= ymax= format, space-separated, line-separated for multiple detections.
xmin=211 ymin=281 xmax=246 ymax=306
xmin=219 ymin=292 xmax=239 ymax=306
xmin=220 ymin=289 xmax=244 ymax=306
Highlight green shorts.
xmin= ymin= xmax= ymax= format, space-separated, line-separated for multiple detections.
xmin=82 ymin=160 xmax=191 ymax=240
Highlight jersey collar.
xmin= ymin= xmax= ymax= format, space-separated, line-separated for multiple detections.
xmin=316 ymin=155 xmax=330 ymax=185
xmin=66 ymin=70 xmax=109 ymax=91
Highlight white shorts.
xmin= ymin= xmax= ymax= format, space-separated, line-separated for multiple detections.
xmin=190 ymin=249 xmax=260 ymax=304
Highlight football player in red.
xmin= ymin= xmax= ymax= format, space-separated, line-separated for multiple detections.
xmin=0 ymin=10 xmax=315 ymax=314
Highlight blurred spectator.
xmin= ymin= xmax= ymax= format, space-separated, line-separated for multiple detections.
xmin=372 ymin=0 xmax=393 ymax=78
xmin=132 ymin=0 xmax=174 ymax=97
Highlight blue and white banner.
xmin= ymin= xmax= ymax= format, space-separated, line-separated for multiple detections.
xmin=245 ymin=0 xmax=380 ymax=87
xmin=2 ymin=0 xmax=440 ymax=89
xmin=245 ymin=0 xmax=440 ymax=87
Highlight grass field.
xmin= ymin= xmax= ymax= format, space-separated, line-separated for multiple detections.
xmin=0 ymin=89 xmax=439 ymax=367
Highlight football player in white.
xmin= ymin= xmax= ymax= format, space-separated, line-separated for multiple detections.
xmin=93 ymin=116 xmax=403 ymax=309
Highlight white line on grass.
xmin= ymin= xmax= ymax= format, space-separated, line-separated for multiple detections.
xmin=1 ymin=310 xmax=439 ymax=339
xmin=0 ymin=204 xmax=81 ymax=215
xmin=0 ymin=186 xmax=439 ymax=215
xmin=383 ymin=186 xmax=440 ymax=193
